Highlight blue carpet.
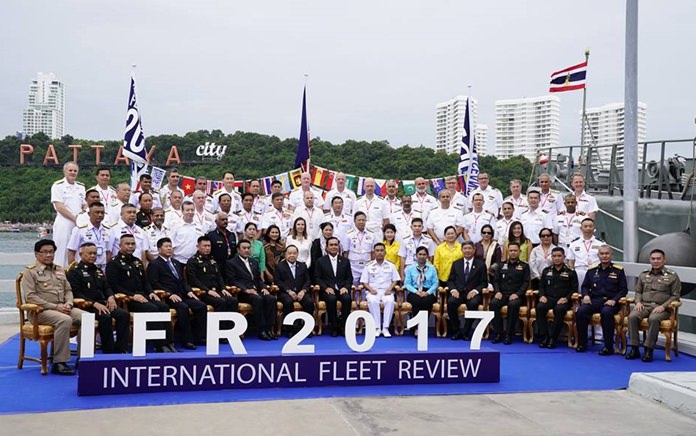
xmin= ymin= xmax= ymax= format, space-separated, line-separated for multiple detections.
xmin=1 ymin=333 xmax=695 ymax=415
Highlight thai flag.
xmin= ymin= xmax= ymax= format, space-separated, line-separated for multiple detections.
xmin=549 ymin=61 xmax=587 ymax=93
xmin=458 ymin=97 xmax=479 ymax=196
xmin=122 ymin=75 xmax=149 ymax=190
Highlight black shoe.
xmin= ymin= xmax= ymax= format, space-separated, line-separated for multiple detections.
xmin=492 ymin=334 xmax=503 ymax=344
xmin=576 ymin=345 xmax=587 ymax=353
xmin=538 ymin=338 xmax=548 ymax=348
xmin=51 ymin=362 xmax=76 ymax=376
xmin=462 ymin=331 xmax=472 ymax=341
xmin=331 ymin=329 xmax=339 ymax=337
xmin=598 ymin=346 xmax=614 ymax=356
xmin=165 ymin=343 xmax=179 ymax=352
xmin=547 ymin=339 xmax=557 ymax=349
xmin=642 ymin=348 xmax=654 ymax=362
xmin=503 ymin=336 xmax=513 ymax=345
xmin=285 ymin=330 xmax=294 ymax=339
xmin=259 ymin=331 xmax=272 ymax=341
xmin=625 ymin=346 xmax=641 ymax=360
xmin=182 ymin=342 xmax=197 ymax=350
xmin=450 ymin=331 xmax=462 ymax=340
xmin=269 ymin=330 xmax=279 ymax=340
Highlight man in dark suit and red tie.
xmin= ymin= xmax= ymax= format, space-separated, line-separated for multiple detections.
xmin=275 ymin=244 xmax=315 ymax=337
xmin=147 ymin=237 xmax=207 ymax=350
xmin=447 ymin=240 xmax=489 ymax=340
xmin=314 ymin=237 xmax=353 ymax=337
xmin=226 ymin=239 xmax=277 ymax=340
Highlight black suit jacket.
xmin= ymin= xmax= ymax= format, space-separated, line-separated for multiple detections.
xmin=226 ymin=255 xmax=264 ymax=290
xmin=275 ymin=260 xmax=311 ymax=293
xmin=147 ymin=256 xmax=192 ymax=297
xmin=447 ymin=257 xmax=488 ymax=294
xmin=314 ymin=254 xmax=353 ymax=291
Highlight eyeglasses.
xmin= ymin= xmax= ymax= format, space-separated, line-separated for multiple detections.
xmin=38 ymin=250 xmax=55 ymax=255
xmin=481 ymin=231 xmax=493 ymax=235
xmin=540 ymin=234 xmax=552 ymax=237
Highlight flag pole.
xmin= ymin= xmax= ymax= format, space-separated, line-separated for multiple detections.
xmin=304 ymin=74 xmax=310 ymax=173
xmin=580 ymin=49 xmax=590 ymax=169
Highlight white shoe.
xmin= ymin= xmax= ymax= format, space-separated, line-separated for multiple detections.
xmin=375 ymin=329 xmax=382 ymax=337
xmin=382 ymin=328 xmax=392 ymax=338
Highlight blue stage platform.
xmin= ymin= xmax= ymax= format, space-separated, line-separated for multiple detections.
xmin=0 ymin=333 xmax=694 ymax=415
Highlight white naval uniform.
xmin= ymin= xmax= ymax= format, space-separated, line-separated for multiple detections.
xmin=354 ymin=195 xmax=389 ymax=242
xmin=505 ymin=195 xmax=529 ymax=219
xmin=108 ymin=220 xmax=150 ymax=261
xmin=261 ymin=208 xmax=293 ymax=240
xmin=389 ymin=209 xmax=421 ymax=242
xmin=342 ymin=228 xmax=377 ymax=284
xmin=451 ymin=191 xmax=470 ymax=213
xmin=411 ymin=192 xmax=438 ymax=221
xmin=398 ymin=235 xmax=437 ymax=270
xmin=89 ymin=185 xmax=117 ymax=208
xmin=107 ymin=199 xmax=127 ymax=222
xmin=183 ymin=194 xmax=215 ymax=214
xmin=211 ymin=188 xmax=242 ymax=214
xmin=461 ymin=210 xmax=496 ymax=244
xmin=130 ymin=190 xmax=163 ymax=209
xmin=170 ymin=221 xmax=205 ymax=263
xmin=360 ymin=260 xmax=400 ymax=331
xmin=264 ymin=195 xmax=290 ymax=213
xmin=494 ymin=217 xmax=515 ymax=243
xmin=519 ymin=208 xmax=553 ymax=245
xmin=563 ymin=191 xmax=599 ymax=216
xmin=193 ymin=209 xmax=216 ymax=233
xmin=383 ymin=196 xmax=402 ymax=215
xmin=539 ymin=190 xmax=564 ymax=215
xmin=143 ymin=223 xmax=171 ymax=259
xmin=67 ymin=222 xmax=113 ymax=269
xmin=76 ymin=210 xmax=117 ymax=228
xmin=51 ymin=178 xmax=86 ymax=267
xmin=566 ymin=236 xmax=602 ymax=285
xmin=159 ymin=184 xmax=180 ymax=210
xmin=163 ymin=207 xmax=184 ymax=231
xmin=235 ymin=209 xmax=263 ymax=237
xmin=470 ymin=186 xmax=503 ymax=217
xmin=552 ymin=211 xmax=584 ymax=248
xmin=288 ymin=187 xmax=324 ymax=210
xmin=321 ymin=212 xmax=353 ymax=243
xmin=425 ymin=206 xmax=464 ymax=242
xmin=323 ymin=188 xmax=357 ymax=215
xmin=291 ymin=206 xmax=325 ymax=241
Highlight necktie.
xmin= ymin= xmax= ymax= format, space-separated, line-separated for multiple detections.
xmin=290 ymin=262 xmax=296 ymax=279
xmin=167 ymin=259 xmax=179 ymax=279
xmin=464 ymin=260 xmax=470 ymax=281
xmin=243 ymin=258 xmax=253 ymax=277
xmin=331 ymin=257 xmax=337 ymax=276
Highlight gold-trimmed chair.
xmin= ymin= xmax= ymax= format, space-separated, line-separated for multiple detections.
xmin=621 ymin=297 xmax=681 ymax=361
xmin=527 ymin=290 xmax=577 ymax=348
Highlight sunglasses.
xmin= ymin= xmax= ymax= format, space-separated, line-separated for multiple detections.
xmin=481 ymin=231 xmax=493 ymax=235
xmin=540 ymin=234 xmax=552 ymax=237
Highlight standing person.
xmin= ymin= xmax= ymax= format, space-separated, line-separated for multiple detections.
xmin=412 ymin=177 xmax=438 ymax=221
xmin=275 ymin=245 xmax=315 ymax=337
xmin=403 ymin=246 xmax=438 ymax=335
xmin=626 ymin=249 xmax=681 ymax=362
xmin=67 ymin=201 xmax=113 ymax=270
xmin=184 ymin=177 xmax=214 ymax=212
xmin=576 ymin=246 xmax=627 ymax=355
xmin=163 ymin=189 xmax=185 ymax=231
xmin=446 ymin=176 xmax=470 ymax=213
xmin=170 ymin=201 xmax=205 ymax=264
xmin=291 ymin=191 xmax=325 ymax=241
xmin=536 ymin=247 xmax=578 ymax=348
xmin=382 ymin=224 xmax=401 ymax=274
xmin=77 ymin=189 xmax=114 ymax=227
xmin=143 ymin=207 xmax=170 ymax=260
xmin=494 ymin=201 xmax=516 ymax=243
xmin=389 ymin=195 xmax=421 ymax=242
xmin=354 ymin=178 xmax=389 ymax=242
xmin=322 ymin=196 xmax=353 ymax=243
xmin=433 ymin=226 xmax=463 ymax=285
xmin=130 ymin=174 xmax=162 ymax=209
xmin=192 ymin=190 xmax=216 ymax=233
xmin=211 ymin=171 xmax=242 ymax=214
xmin=468 ymin=172 xmax=503 ymax=217
xmin=323 ymin=172 xmax=357 ymax=215
xmin=206 ymin=212 xmax=237 ymax=278
xmin=383 ymin=179 xmax=402 ymax=214
xmin=342 ymin=212 xmax=377 ymax=286
xmin=217 ymin=193 xmax=241 ymax=234
xmin=447 ymin=241 xmax=488 ymax=340
xmin=159 ymin=169 xmax=181 ymax=209
xmin=108 ymin=203 xmax=150 ymax=264
xmin=67 ymin=242 xmax=129 ymax=354
xmin=567 ymin=173 xmax=599 ymax=219
xmin=288 ymin=172 xmax=323 ymax=210
xmin=360 ymin=243 xmax=400 ymax=337
xmin=529 ymin=228 xmax=556 ymax=290
xmin=552 ymin=194 xmax=584 ymax=249
xmin=491 ymin=242 xmax=530 ymax=345
xmin=518 ymin=188 xmax=552 ymax=246
xmin=314 ymin=237 xmax=354 ymax=337
xmin=263 ymin=224 xmax=286 ymax=282
xmin=503 ymin=221 xmax=532 ymax=263
xmin=426 ymin=190 xmax=463 ymax=245
xmin=236 ymin=192 xmax=263 ymax=239
xmin=261 ymin=192 xmax=292 ymax=240
xmin=286 ymin=217 xmax=312 ymax=268
xmin=134 ymin=193 xmax=154 ymax=229
xmin=474 ymin=224 xmax=501 ymax=284
xmin=567 ymin=218 xmax=602 ymax=286
xmin=504 ymin=179 xmax=529 ymax=217
xmin=264 ymin=180 xmax=289 ymax=213
xmin=246 ymin=179 xmax=267 ymax=215
xmin=538 ymin=173 xmax=564 ymax=215
xmin=21 ymin=239 xmax=85 ymax=375
xmin=398 ymin=217 xmax=436 ymax=278
xmin=461 ymin=193 xmax=496 ymax=243
xmin=51 ymin=161 xmax=86 ymax=267
xmin=90 ymin=166 xmax=117 ymax=208
xmin=107 ymin=183 xmax=131 ymax=220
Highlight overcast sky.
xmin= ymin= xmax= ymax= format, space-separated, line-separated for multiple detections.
xmin=1 ymin=1 xmax=694 ymax=151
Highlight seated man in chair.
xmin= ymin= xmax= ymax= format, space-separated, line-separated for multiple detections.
xmin=446 ymin=240 xmax=488 ymax=340
xmin=67 ymin=242 xmax=129 ymax=354
xmin=360 ymin=243 xmax=400 ymax=338
xmin=22 ymin=239 xmax=86 ymax=375
xmin=275 ymin=244 xmax=315 ymax=337
xmin=314 ymin=237 xmax=353 ymax=337
xmin=491 ymin=241 xmax=530 ymax=345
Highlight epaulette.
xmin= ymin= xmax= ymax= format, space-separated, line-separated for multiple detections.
xmin=53 ymin=178 xmax=65 ymax=185
xmin=641 ymin=269 xmax=651 ymax=274
xmin=550 ymin=189 xmax=560 ymax=194
xmin=588 ymin=264 xmax=599 ymax=270
xmin=570 ymin=236 xmax=581 ymax=243
xmin=103 ymin=222 xmax=115 ymax=229
xmin=664 ymin=268 xmax=676 ymax=275
xmin=108 ymin=185 xmax=116 ymax=191
xmin=485 ymin=211 xmax=495 ymax=216
xmin=612 ymin=264 xmax=624 ymax=270
xmin=77 ymin=224 xmax=87 ymax=229
xmin=366 ymin=260 xmax=377 ymax=266
xmin=76 ymin=181 xmax=85 ymax=186
xmin=27 ymin=264 xmax=36 ymax=269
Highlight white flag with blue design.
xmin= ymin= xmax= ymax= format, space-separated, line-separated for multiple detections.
xmin=123 ymin=75 xmax=149 ymax=190
xmin=458 ymin=97 xmax=479 ymax=195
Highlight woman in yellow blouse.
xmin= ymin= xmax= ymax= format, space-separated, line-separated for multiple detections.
xmin=433 ymin=226 xmax=463 ymax=284
xmin=503 ymin=221 xmax=532 ymax=262
xmin=383 ymin=223 xmax=401 ymax=274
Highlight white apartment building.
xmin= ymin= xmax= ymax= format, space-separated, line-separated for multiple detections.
xmin=495 ymin=95 xmax=560 ymax=161
xmin=22 ymin=72 xmax=65 ymax=139
xmin=435 ymin=95 xmax=487 ymax=156
xmin=581 ymin=102 xmax=647 ymax=168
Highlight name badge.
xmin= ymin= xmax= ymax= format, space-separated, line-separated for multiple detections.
xmin=97 ymin=246 xmax=104 ymax=256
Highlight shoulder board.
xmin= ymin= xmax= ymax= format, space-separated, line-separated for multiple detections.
xmin=588 ymin=265 xmax=599 ymax=270
xmin=365 ymin=229 xmax=375 ymax=234
xmin=346 ymin=228 xmax=356 ymax=234
xmin=612 ymin=264 xmax=624 ymax=270
xmin=103 ymin=222 xmax=115 ymax=229
xmin=27 ymin=264 xmax=36 ymax=269
xmin=366 ymin=260 xmax=377 ymax=266
xmin=641 ymin=269 xmax=651 ymax=274
xmin=664 ymin=268 xmax=676 ymax=274
xmin=571 ymin=236 xmax=581 ymax=243
xmin=76 ymin=181 xmax=85 ymax=186
xmin=550 ymin=189 xmax=560 ymax=193
xmin=485 ymin=211 xmax=494 ymax=216
xmin=77 ymin=224 xmax=88 ymax=229
xmin=493 ymin=188 xmax=501 ymax=192
xmin=53 ymin=179 xmax=65 ymax=185
xmin=108 ymin=185 xmax=116 ymax=191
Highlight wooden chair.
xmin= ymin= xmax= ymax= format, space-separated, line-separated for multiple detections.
xmin=572 ymin=293 xmax=628 ymax=353
xmin=394 ymin=286 xmax=412 ymax=336
xmin=16 ymin=272 xmax=79 ymax=375
xmin=431 ymin=287 xmax=448 ymax=337
xmin=439 ymin=287 xmax=496 ymax=339
xmin=313 ymin=285 xmax=359 ymax=335
xmin=527 ymin=290 xmax=577 ymax=348
xmin=621 ymin=298 xmax=681 ymax=361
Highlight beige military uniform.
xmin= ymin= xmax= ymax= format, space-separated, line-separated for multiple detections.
xmin=628 ymin=268 xmax=681 ymax=348
xmin=21 ymin=263 xmax=86 ymax=363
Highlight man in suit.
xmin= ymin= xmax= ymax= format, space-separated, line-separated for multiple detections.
xmin=147 ymin=237 xmax=207 ymax=350
xmin=492 ymin=241 xmax=530 ymax=345
xmin=225 ymin=239 xmax=277 ymax=340
xmin=314 ymin=237 xmax=353 ymax=337
xmin=275 ymin=244 xmax=315 ymax=337
xmin=446 ymin=240 xmax=488 ymax=340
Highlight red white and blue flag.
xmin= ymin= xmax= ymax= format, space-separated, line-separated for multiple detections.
xmin=549 ymin=61 xmax=588 ymax=93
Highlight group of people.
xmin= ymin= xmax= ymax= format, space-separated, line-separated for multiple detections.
xmin=24 ymin=162 xmax=681 ymax=375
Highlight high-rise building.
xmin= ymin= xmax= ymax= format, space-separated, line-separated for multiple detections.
xmin=435 ymin=95 xmax=487 ymax=155
xmin=581 ymin=102 xmax=647 ymax=168
xmin=495 ymin=95 xmax=560 ymax=161
xmin=22 ymin=72 xmax=65 ymax=139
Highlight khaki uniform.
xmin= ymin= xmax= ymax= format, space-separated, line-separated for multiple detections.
xmin=628 ymin=268 xmax=682 ymax=348
xmin=21 ymin=263 xmax=85 ymax=363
